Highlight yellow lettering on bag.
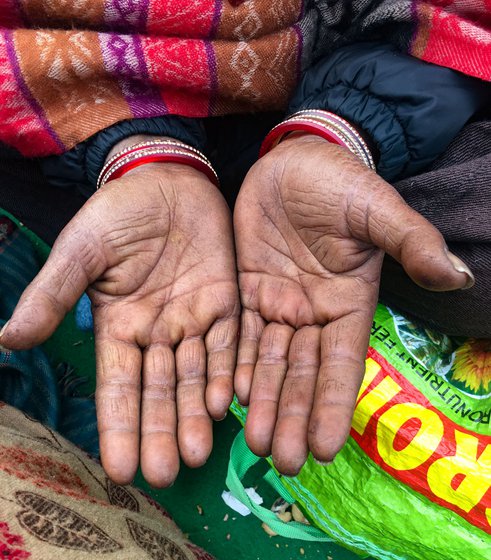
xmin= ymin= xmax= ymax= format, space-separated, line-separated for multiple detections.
xmin=377 ymin=403 xmax=444 ymax=471
xmin=427 ymin=431 xmax=491 ymax=513
xmin=352 ymin=363 xmax=401 ymax=436
xmin=357 ymin=358 xmax=382 ymax=399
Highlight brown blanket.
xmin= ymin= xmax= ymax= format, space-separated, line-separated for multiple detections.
xmin=0 ymin=402 xmax=213 ymax=559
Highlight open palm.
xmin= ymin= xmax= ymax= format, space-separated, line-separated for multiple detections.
xmin=0 ymin=163 xmax=239 ymax=487
xmin=234 ymin=135 xmax=472 ymax=475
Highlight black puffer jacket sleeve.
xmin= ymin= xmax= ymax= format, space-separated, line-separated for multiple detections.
xmin=39 ymin=115 xmax=206 ymax=198
xmin=289 ymin=42 xmax=491 ymax=181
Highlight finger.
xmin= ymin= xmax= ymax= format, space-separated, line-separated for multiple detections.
xmin=234 ymin=310 xmax=265 ymax=405
xmin=362 ymin=185 xmax=473 ymax=291
xmin=176 ymin=336 xmax=212 ymax=468
xmin=245 ymin=323 xmax=294 ymax=457
xmin=0 ymin=220 xmax=104 ymax=350
xmin=96 ymin=336 xmax=141 ymax=485
xmin=308 ymin=310 xmax=372 ymax=464
xmin=140 ymin=343 xmax=179 ymax=488
xmin=271 ymin=326 xmax=321 ymax=476
xmin=205 ymin=316 xmax=239 ymax=420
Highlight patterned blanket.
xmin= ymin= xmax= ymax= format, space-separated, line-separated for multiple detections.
xmin=0 ymin=1 xmax=490 ymax=157
xmin=0 ymin=402 xmax=214 ymax=559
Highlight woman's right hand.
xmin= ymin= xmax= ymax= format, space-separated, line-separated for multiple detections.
xmin=0 ymin=161 xmax=239 ymax=488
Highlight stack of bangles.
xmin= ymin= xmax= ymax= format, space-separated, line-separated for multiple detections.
xmin=97 ymin=139 xmax=220 ymax=189
xmin=98 ymin=110 xmax=374 ymax=189
xmin=260 ymin=109 xmax=376 ymax=171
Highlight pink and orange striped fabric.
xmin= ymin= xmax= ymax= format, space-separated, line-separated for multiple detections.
xmin=0 ymin=0 xmax=304 ymax=155
xmin=0 ymin=1 xmax=489 ymax=157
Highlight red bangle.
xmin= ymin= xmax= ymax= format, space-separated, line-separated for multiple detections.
xmin=100 ymin=140 xmax=206 ymax=177
xmin=259 ymin=119 xmax=350 ymax=158
xmin=103 ymin=152 xmax=220 ymax=188
xmin=97 ymin=140 xmax=220 ymax=189
xmin=259 ymin=111 xmax=375 ymax=170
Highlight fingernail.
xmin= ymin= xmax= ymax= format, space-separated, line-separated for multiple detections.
xmin=446 ymin=253 xmax=475 ymax=289
xmin=0 ymin=344 xmax=10 ymax=353
xmin=0 ymin=321 xmax=9 ymax=340
xmin=313 ymin=458 xmax=334 ymax=467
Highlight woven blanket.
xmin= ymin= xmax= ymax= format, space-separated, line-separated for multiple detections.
xmin=0 ymin=401 xmax=214 ymax=559
xmin=0 ymin=1 xmax=490 ymax=156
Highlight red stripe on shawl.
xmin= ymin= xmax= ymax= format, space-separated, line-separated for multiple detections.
xmin=142 ymin=37 xmax=211 ymax=115
xmin=162 ymin=90 xmax=211 ymax=116
xmin=147 ymin=0 xmax=217 ymax=38
xmin=413 ymin=4 xmax=491 ymax=81
xmin=0 ymin=33 xmax=61 ymax=156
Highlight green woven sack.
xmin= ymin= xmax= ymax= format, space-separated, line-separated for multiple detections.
xmin=228 ymin=303 xmax=491 ymax=559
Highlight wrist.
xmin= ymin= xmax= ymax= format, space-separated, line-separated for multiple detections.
xmin=106 ymin=135 xmax=178 ymax=163
xmin=98 ymin=138 xmax=219 ymax=189
xmin=260 ymin=110 xmax=376 ymax=171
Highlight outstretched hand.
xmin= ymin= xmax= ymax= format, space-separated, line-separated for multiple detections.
xmin=234 ymin=135 xmax=473 ymax=476
xmin=0 ymin=162 xmax=239 ymax=487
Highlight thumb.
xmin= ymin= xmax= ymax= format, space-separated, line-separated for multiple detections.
xmin=0 ymin=219 xmax=106 ymax=350
xmin=362 ymin=186 xmax=474 ymax=292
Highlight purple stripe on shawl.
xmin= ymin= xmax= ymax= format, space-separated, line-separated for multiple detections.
xmin=299 ymin=0 xmax=306 ymax=18
xmin=104 ymin=0 xmax=150 ymax=33
xmin=4 ymin=31 xmax=65 ymax=151
xmin=205 ymin=41 xmax=218 ymax=116
xmin=209 ymin=0 xmax=223 ymax=38
xmin=99 ymin=32 xmax=168 ymax=118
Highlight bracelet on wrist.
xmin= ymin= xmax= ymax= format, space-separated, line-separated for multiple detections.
xmin=97 ymin=139 xmax=219 ymax=189
xmin=260 ymin=110 xmax=375 ymax=171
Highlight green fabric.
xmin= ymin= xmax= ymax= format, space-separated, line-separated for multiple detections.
xmin=0 ymin=209 xmax=96 ymax=396
xmin=0 ymin=210 xmax=99 ymax=454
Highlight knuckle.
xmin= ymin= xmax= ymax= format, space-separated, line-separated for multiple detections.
xmin=143 ymin=383 xmax=175 ymax=401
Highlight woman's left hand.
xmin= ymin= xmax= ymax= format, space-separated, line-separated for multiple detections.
xmin=233 ymin=134 xmax=473 ymax=476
